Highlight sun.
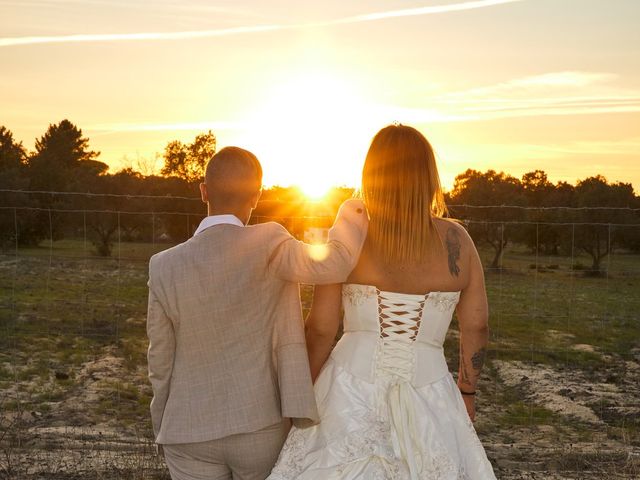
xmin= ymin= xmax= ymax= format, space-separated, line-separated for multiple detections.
xmin=297 ymin=178 xmax=331 ymax=201
xmin=242 ymin=68 xmax=374 ymax=193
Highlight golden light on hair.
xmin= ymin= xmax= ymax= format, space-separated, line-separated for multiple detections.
xmin=362 ymin=124 xmax=447 ymax=263
xmin=204 ymin=146 xmax=263 ymax=204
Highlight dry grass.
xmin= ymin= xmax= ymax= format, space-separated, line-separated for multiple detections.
xmin=1 ymin=240 xmax=639 ymax=477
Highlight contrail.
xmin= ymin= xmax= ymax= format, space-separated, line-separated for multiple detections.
xmin=326 ymin=0 xmax=523 ymax=25
xmin=0 ymin=25 xmax=283 ymax=48
xmin=0 ymin=0 xmax=523 ymax=48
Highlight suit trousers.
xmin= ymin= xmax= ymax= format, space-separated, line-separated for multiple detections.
xmin=162 ymin=420 xmax=290 ymax=480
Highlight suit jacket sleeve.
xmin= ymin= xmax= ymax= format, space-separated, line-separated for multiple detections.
xmin=268 ymin=199 xmax=368 ymax=284
xmin=146 ymin=267 xmax=176 ymax=440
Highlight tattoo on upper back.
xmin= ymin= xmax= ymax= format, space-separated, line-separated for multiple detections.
xmin=446 ymin=228 xmax=461 ymax=277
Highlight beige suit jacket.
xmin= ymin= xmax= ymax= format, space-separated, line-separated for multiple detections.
xmin=147 ymin=199 xmax=368 ymax=444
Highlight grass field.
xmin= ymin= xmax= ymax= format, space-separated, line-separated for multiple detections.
xmin=0 ymin=238 xmax=639 ymax=478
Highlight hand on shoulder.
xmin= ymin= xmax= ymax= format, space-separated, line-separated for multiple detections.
xmin=336 ymin=198 xmax=368 ymax=224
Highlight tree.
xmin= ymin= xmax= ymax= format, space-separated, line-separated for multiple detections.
xmin=519 ymin=170 xmax=566 ymax=255
xmin=28 ymin=119 xmax=106 ymax=192
xmin=571 ymin=176 xmax=636 ymax=274
xmin=622 ymin=194 xmax=640 ymax=252
xmin=0 ymin=127 xmax=28 ymax=249
xmin=161 ymin=131 xmax=216 ymax=183
xmin=449 ymin=169 xmax=524 ymax=269
xmin=143 ymin=174 xmax=203 ymax=243
xmin=22 ymin=120 xmax=107 ymax=246
xmin=109 ymin=168 xmax=151 ymax=242
xmin=0 ymin=126 xmax=26 ymax=173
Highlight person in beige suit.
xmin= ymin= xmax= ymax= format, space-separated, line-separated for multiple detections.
xmin=146 ymin=146 xmax=368 ymax=480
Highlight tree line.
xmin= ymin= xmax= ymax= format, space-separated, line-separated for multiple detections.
xmin=1 ymin=120 xmax=639 ymax=272
xmin=447 ymin=169 xmax=640 ymax=272
xmin=0 ymin=120 xmax=350 ymax=255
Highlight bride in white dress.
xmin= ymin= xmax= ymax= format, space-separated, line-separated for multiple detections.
xmin=268 ymin=125 xmax=496 ymax=479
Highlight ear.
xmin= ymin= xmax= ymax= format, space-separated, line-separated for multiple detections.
xmin=199 ymin=182 xmax=208 ymax=204
xmin=250 ymin=188 xmax=262 ymax=209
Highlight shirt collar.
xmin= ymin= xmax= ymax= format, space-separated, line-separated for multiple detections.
xmin=194 ymin=214 xmax=244 ymax=236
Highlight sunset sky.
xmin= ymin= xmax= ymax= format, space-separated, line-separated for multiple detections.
xmin=1 ymin=0 xmax=639 ymax=195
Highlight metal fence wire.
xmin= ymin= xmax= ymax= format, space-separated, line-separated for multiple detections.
xmin=0 ymin=190 xmax=638 ymax=479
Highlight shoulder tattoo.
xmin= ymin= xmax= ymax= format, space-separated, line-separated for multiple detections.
xmin=445 ymin=227 xmax=461 ymax=277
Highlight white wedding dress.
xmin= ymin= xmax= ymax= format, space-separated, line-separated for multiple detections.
xmin=268 ymin=283 xmax=496 ymax=480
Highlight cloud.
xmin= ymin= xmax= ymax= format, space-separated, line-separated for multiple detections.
xmin=0 ymin=0 xmax=524 ymax=48
xmin=440 ymin=72 xmax=619 ymax=100
xmin=87 ymin=120 xmax=244 ymax=135
xmin=508 ymin=71 xmax=616 ymax=88
xmin=86 ymin=71 xmax=640 ymax=136
xmin=378 ymin=99 xmax=640 ymax=125
xmin=523 ymin=138 xmax=640 ymax=157
xmin=2 ymin=0 xmax=264 ymax=19
xmin=399 ymin=71 xmax=640 ymax=122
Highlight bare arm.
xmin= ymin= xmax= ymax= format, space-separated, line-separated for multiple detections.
xmin=305 ymin=284 xmax=343 ymax=382
xmin=146 ymin=285 xmax=176 ymax=439
xmin=269 ymin=200 xmax=368 ymax=284
xmin=454 ymin=232 xmax=489 ymax=421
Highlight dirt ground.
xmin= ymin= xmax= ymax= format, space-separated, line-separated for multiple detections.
xmin=2 ymin=343 xmax=639 ymax=479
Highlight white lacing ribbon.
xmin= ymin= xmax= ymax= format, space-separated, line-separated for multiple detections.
xmin=376 ymin=291 xmax=427 ymax=479
xmin=388 ymin=381 xmax=422 ymax=479
xmin=376 ymin=291 xmax=426 ymax=381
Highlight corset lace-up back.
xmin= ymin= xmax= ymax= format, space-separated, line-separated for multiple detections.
xmin=376 ymin=290 xmax=426 ymax=381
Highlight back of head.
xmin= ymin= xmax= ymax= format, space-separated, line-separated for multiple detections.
xmin=204 ymin=146 xmax=263 ymax=206
xmin=362 ymin=124 xmax=447 ymax=263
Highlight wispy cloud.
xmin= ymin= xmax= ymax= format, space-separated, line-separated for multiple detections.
xmin=1 ymin=0 xmax=265 ymax=19
xmin=522 ymin=138 xmax=640 ymax=157
xmin=0 ymin=0 xmax=523 ymax=48
xmin=88 ymin=120 xmax=244 ymax=135
xmin=86 ymin=71 xmax=640 ymax=135
xmin=441 ymin=71 xmax=618 ymax=99
xmin=396 ymin=71 xmax=640 ymax=122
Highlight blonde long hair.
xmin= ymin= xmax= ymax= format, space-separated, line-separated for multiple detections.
xmin=362 ymin=124 xmax=447 ymax=263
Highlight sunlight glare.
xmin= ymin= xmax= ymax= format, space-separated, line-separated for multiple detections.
xmin=298 ymin=180 xmax=331 ymax=201
xmin=308 ymin=244 xmax=330 ymax=262
xmin=244 ymin=70 xmax=375 ymax=191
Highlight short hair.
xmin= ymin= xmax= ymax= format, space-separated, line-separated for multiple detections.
xmin=204 ymin=146 xmax=263 ymax=204
xmin=362 ymin=124 xmax=447 ymax=263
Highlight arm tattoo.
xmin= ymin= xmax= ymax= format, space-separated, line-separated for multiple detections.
xmin=471 ymin=348 xmax=486 ymax=371
xmin=446 ymin=228 xmax=461 ymax=277
xmin=459 ymin=343 xmax=472 ymax=386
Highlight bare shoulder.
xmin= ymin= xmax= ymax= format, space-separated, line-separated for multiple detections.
xmin=433 ymin=217 xmax=474 ymax=249
xmin=433 ymin=217 xmax=477 ymax=279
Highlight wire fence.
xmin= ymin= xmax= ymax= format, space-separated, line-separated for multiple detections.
xmin=0 ymin=190 xmax=639 ymax=479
